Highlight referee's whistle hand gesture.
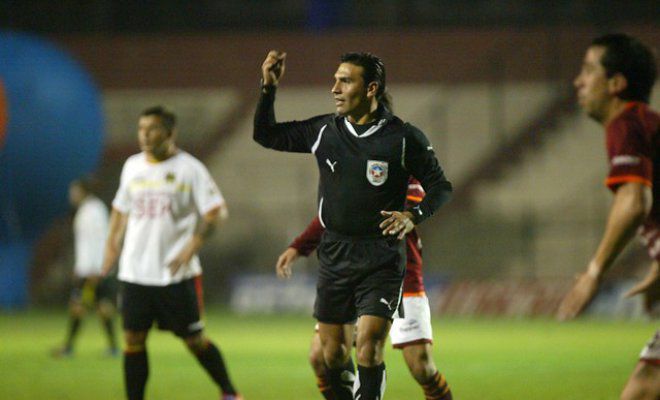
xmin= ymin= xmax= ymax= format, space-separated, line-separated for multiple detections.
xmin=380 ymin=210 xmax=415 ymax=240
xmin=262 ymin=50 xmax=287 ymax=87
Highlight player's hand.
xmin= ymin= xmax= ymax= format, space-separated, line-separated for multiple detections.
xmin=262 ymin=50 xmax=287 ymax=87
xmin=169 ymin=235 xmax=203 ymax=276
xmin=379 ymin=210 xmax=414 ymax=240
xmin=169 ymin=245 xmax=196 ymax=276
xmin=556 ymin=270 xmax=601 ymax=321
xmin=624 ymin=262 xmax=660 ymax=298
xmin=276 ymin=247 xmax=299 ymax=279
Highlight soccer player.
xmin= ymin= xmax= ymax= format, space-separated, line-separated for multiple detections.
xmin=52 ymin=178 xmax=118 ymax=357
xmin=556 ymin=33 xmax=659 ymax=400
xmin=276 ymin=178 xmax=453 ymax=400
xmin=255 ymin=51 xmax=452 ymax=399
xmin=101 ymin=106 xmax=242 ymax=400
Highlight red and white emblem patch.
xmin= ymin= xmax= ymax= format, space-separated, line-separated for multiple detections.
xmin=366 ymin=160 xmax=388 ymax=186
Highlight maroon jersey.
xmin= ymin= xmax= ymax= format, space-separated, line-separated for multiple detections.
xmin=290 ymin=178 xmax=427 ymax=294
xmin=605 ymin=102 xmax=660 ymax=259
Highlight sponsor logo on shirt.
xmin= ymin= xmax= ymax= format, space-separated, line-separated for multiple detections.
xmin=611 ymin=155 xmax=641 ymax=166
xmin=134 ymin=195 xmax=172 ymax=218
xmin=366 ymin=160 xmax=388 ymax=186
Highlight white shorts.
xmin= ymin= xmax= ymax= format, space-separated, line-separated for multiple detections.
xmin=390 ymin=294 xmax=433 ymax=349
xmin=640 ymin=330 xmax=660 ymax=364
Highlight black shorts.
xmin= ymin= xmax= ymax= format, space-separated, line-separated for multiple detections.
xmin=70 ymin=277 xmax=116 ymax=305
xmin=313 ymin=230 xmax=406 ymax=324
xmin=119 ymin=277 xmax=205 ymax=338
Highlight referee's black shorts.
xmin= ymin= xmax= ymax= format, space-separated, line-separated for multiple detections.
xmin=313 ymin=230 xmax=406 ymax=324
xmin=119 ymin=276 xmax=205 ymax=338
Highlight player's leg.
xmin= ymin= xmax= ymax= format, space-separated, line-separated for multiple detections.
xmin=124 ymin=329 xmax=150 ymax=400
xmin=164 ymin=277 xmax=241 ymax=400
xmin=620 ymin=361 xmax=660 ymax=400
xmin=53 ymin=279 xmax=86 ymax=357
xmin=97 ymin=299 xmax=118 ymax=355
xmin=621 ymin=331 xmax=660 ymax=400
xmin=318 ymin=323 xmax=355 ymax=400
xmin=310 ymin=330 xmax=334 ymax=399
xmin=354 ymin=315 xmax=391 ymax=400
xmin=183 ymin=332 xmax=241 ymax=400
xmin=392 ymin=295 xmax=452 ymax=399
xmin=96 ymin=278 xmax=118 ymax=355
xmin=402 ymin=344 xmax=452 ymax=400
xmin=120 ymin=282 xmax=154 ymax=400
xmin=311 ymin=325 xmax=356 ymax=399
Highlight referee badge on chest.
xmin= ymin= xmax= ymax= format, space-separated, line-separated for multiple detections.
xmin=366 ymin=160 xmax=388 ymax=186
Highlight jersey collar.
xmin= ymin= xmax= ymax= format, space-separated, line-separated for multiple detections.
xmin=342 ymin=103 xmax=394 ymax=138
xmin=343 ymin=117 xmax=387 ymax=138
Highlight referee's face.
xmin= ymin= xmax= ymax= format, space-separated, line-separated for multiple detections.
xmin=332 ymin=63 xmax=371 ymax=120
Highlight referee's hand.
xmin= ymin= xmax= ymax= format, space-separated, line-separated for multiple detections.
xmin=380 ymin=210 xmax=415 ymax=240
xmin=262 ymin=50 xmax=287 ymax=88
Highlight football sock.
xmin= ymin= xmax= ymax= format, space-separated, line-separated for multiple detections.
xmin=194 ymin=340 xmax=237 ymax=395
xmin=354 ymin=363 xmax=386 ymax=400
xmin=64 ymin=316 xmax=82 ymax=350
xmin=326 ymin=357 xmax=355 ymax=400
xmin=124 ymin=349 xmax=148 ymax=400
xmin=421 ymin=371 xmax=452 ymax=400
xmin=101 ymin=316 xmax=117 ymax=350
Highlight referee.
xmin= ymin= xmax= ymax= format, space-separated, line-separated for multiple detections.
xmin=254 ymin=50 xmax=452 ymax=400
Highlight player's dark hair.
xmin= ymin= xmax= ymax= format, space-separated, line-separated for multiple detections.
xmin=592 ymin=33 xmax=657 ymax=103
xmin=340 ymin=52 xmax=393 ymax=111
xmin=140 ymin=105 xmax=177 ymax=134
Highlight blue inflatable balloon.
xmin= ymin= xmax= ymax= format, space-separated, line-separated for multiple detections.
xmin=0 ymin=31 xmax=104 ymax=309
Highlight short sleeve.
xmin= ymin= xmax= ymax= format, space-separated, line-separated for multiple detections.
xmin=605 ymin=116 xmax=652 ymax=191
xmin=192 ymin=162 xmax=225 ymax=215
xmin=112 ymin=160 xmax=132 ymax=213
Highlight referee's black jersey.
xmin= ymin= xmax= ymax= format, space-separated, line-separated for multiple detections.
xmin=254 ymin=89 xmax=452 ymax=237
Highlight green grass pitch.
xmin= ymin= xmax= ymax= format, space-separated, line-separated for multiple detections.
xmin=0 ymin=308 xmax=653 ymax=399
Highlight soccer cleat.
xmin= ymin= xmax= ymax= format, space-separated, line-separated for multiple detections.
xmin=221 ymin=394 xmax=243 ymax=400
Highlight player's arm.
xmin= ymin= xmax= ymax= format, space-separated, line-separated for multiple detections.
xmin=101 ymin=208 xmax=128 ymax=276
xmin=169 ymin=204 xmax=226 ymax=275
xmin=276 ymin=216 xmax=324 ymax=278
xmin=557 ymin=181 xmax=652 ymax=320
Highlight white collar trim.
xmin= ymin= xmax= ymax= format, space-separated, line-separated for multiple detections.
xmin=343 ymin=118 xmax=387 ymax=138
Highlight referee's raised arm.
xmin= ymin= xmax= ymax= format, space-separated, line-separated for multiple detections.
xmin=253 ymin=50 xmax=286 ymax=148
xmin=253 ymin=50 xmax=326 ymax=153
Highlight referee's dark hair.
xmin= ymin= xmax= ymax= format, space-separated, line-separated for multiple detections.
xmin=592 ymin=33 xmax=657 ymax=103
xmin=341 ymin=52 xmax=393 ymax=110
xmin=140 ymin=105 xmax=177 ymax=135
